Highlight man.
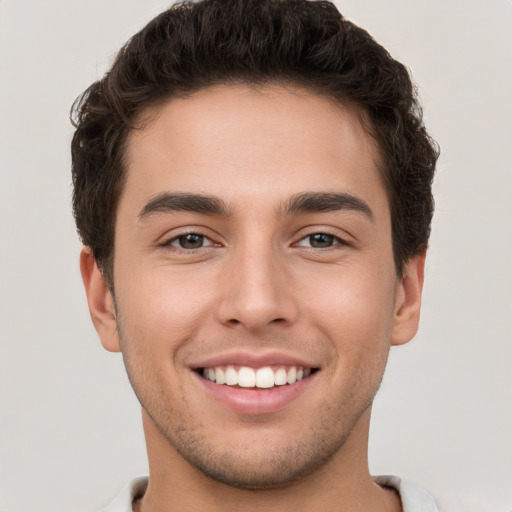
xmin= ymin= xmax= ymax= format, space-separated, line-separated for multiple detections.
xmin=71 ymin=0 xmax=439 ymax=510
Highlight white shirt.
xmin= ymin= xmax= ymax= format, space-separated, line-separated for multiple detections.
xmin=102 ymin=475 xmax=439 ymax=511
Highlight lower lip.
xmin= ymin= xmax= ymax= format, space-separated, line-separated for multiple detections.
xmin=193 ymin=372 xmax=317 ymax=415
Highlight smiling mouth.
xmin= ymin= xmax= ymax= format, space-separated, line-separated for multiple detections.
xmin=197 ymin=365 xmax=319 ymax=389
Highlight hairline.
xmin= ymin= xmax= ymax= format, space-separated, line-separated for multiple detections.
xmin=101 ymin=80 xmax=402 ymax=286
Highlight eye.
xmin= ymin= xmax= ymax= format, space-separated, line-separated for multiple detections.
xmin=296 ymin=233 xmax=341 ymax=249
xmin=167 ymin=233 xmax=215 ymax=250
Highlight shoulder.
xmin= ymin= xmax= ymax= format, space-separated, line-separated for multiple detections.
xmin=101 ymin=477 xmax=148 ymax=512
xmin=373 ymin=475 xmax=439 ymax=512
xmin=105 ymin=475 xmax=442 ymax=512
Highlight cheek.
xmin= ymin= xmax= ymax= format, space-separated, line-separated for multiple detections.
xmin=304 ymin=263 xmax=397 ymax=364
xmin=114 ymin=265 xmax=215 ymax=357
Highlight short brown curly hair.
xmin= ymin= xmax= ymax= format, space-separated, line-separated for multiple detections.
xmin=71 ymin=0 xmax=439 ymax=285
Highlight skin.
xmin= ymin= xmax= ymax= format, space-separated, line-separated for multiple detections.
xmin=81 ymin=84 xmax=425 ymax=512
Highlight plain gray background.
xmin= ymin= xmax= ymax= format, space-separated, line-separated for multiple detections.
xmin=1 ymin=1 xmax=511 ymax=511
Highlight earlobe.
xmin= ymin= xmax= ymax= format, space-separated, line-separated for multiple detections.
xmin=390 ymin=251 xmax=426 ymax=346
xmin=80 ymin=247 xmax=121 ymax=353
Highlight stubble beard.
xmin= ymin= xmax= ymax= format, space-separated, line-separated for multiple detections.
xmin=141 ymin=390 xmax=375 ymax=490
xmin=116 ymin=319 xmax=386 ymax=490
xmin=129 ymin=370 xmax=380 ymax=490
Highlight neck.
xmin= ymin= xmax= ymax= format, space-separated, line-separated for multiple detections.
xmin=136 ymin=408 xmax=401 ymax=512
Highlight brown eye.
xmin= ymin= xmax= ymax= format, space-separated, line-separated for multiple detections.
xmin=309 ymin=233 xmax=334 ymax=248
xmin=170 ymin=233 xmax=209 ymax=249
xmin=298 ymin=233 xmax=336 ymax=248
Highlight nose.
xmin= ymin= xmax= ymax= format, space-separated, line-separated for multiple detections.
xmin=216 ymin=243 xmax=299 ymax=332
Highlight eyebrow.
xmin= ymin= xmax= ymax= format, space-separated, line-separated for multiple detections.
xmin=138 ymin=192 xmax=231 ymax=220
xmin=282 ymin=192 xmax=374 ymax=221
xmin=138 ymin=191 xmax=374 ymax=222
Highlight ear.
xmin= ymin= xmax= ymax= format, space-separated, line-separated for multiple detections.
xmin=80 ymin=246 xmax=121 ymax=352
xmin=390 ymin=251 xmax=426 ymax=346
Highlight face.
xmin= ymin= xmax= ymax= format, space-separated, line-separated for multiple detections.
xmin=82 ymin=84 xmax=424 ymax=489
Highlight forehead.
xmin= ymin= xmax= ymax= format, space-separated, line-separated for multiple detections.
xmin=121 ymin=84 xmax=387 ymax=216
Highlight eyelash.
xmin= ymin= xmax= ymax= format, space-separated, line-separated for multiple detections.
xmin=161 ymin=231 xmax=218 ymax=251
xmin=161 ymin=229 xmax=348 ymax=252
xmin=294 ymin=231 xmax=348 ymax=249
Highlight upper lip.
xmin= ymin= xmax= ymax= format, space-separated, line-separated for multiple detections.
xmin=190 ymin=350 xmax=320 ymax=370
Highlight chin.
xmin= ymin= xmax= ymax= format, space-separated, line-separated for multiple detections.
xmin=161 ymin=416 xmax=356 ymax=491
xmin=183 ymin=446 xmax=337 ymax=490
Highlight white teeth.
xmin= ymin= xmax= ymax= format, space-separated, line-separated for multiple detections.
xmin=202 ymin=365 xmax=315 ymax=388
xmin=215 ymin=367 xmax=225 ymax=385
xmin=274 ymin=368 xmax=288 ymax=386
xmin=255 ymin=367 xmax=275 ymax=388
xmin=287 ymin=366 xmax=297 ymax=384
xmin=238 ymin=366 xmax=256 ymax=388
xmin=225 ymin=365 xmax=238 ymax=385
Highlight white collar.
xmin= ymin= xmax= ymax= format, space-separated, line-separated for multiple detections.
xmin=102 ymin=474 xmax=439 ymax=512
